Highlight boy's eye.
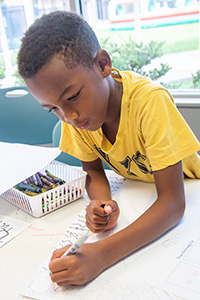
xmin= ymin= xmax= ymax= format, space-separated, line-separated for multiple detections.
xmin=68 ymin=90 xmax=81 ymax=101
xmin=48 ymin=107 xmax=56 ymax=113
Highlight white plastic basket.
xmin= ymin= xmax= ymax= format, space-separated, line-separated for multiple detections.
xmin=1 ymin=160 xmax=86 ymax=218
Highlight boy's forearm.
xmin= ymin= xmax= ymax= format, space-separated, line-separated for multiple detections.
xmin=83 ymin=161 xmax=185 ymax=274
xmin=81 ymin=160 xmax=112 ymax=201
xmin=85 ymin=168 xmax=111 ymax=200
xmin=94 ymin=194 xmax=185 ymax=271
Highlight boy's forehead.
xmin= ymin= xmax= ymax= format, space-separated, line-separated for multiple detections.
xmin=40 ymin=56 xmax=70 ymax=75
xmin=26 ymin=58 xmax=75 ymax=89
xmin=24 ymin=58 xmax=95 ymax=105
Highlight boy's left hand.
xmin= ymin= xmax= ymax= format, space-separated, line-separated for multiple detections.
xmin=85 ymin=199 xmax=120 ymax=233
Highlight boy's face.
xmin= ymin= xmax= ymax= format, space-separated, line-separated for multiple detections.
xmin=25 ymin=56 xmax=111 ymax=131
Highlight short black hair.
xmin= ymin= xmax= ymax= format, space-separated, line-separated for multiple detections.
xmin=18 ymin=10 xmax=101 ymax=78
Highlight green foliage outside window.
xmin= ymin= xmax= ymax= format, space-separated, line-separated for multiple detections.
xmin=100 ymin=37 xmax=171 ymax=82
xmin=192 ymin=70 xmax=200 ymax=88
xmin=12 ymin=70 xmax=25 ymax=86
xmin=0 ymin=65 xmax=5 ymax=79
xmin=100 ymin=37 xmax=200 ymax=89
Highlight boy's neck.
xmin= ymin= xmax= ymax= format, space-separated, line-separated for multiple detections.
xmin=102 ymin=75 xmax=123 ymax=144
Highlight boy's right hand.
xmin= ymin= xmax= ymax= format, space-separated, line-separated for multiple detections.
xmin=85 ymin=200 xmax=119 ymax=233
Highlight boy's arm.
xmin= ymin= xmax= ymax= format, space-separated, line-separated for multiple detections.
xmin=81 ymin=158 xmax=120 ymax=232
xmin=95 ymin=160 xmax=185 ymax=268
xmin=49 ymin=160 xmax=185 ymax=286
xmin=81 ymin=158 xmax=112 ymax=201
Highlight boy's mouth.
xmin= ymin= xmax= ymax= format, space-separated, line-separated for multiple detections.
xmin=76 ymin=121 xmax=89 ymax=130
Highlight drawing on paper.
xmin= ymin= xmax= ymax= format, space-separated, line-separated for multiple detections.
xmin=167 ymin=238 xmax=200 ymax=293
xmin=0 ymin=221 xmax=13 ymax=242
xmin=146 ymin=221 xmax=200 ymax=300
xmin=23 ymin=264 xmax=169 ymax=300
xmin=21 ymin=175 xmax=182 ymax=300
xmin=0 ymin=215 xmax=30 ymax=248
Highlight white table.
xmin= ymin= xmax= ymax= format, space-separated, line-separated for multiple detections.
xmin=1 ymin=175 xmax=200 ymax=300
xmin=0 ymin=194 xmax=87 ymax=300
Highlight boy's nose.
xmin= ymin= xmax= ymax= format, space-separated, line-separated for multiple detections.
xmin=63 ymin=110 xmax=78 ymax=123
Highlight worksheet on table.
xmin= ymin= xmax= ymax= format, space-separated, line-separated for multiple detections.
xmin=21 ymin=174 xmax=167 ymax=300
xmin=21 ymin=178 xmax=200 ymax=300
xmin=146 ymin=219 xmax=200 ymax=300
xmin=21 ymin=209 xmax=172 ymax=300
xmin=0 ymin=215 xmax=30 ymax=248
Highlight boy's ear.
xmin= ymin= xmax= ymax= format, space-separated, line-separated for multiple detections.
xmin=94 ymin=49 xmax=112 ymax=78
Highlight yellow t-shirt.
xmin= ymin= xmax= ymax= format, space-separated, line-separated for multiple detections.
xmin=60 ymin=69 xmax=200 ymax=182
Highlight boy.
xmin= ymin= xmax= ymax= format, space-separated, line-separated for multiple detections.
xmin=18 ymin=11 xmax=200 ymax=286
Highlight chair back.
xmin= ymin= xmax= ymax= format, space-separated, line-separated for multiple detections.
xmin=0 ymin=86 xmax=58 ymax=145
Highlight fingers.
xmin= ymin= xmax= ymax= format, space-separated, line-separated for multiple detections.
xmin=49 ymin=256 xmax=67 ymax=273
xmin=50 ymin=245 xmax=70 ymax=261
xmin=89 ymin=200 xmax=108 ymax=217
xmin=104 ymin=200 xmax=118 ymax=214
xmin=103 ymin=200 xmax=120 ymax=231
xmin=49 ymin=256 xmax=80 ymax=286
xmin=104 ymin=205 xmax=112 ymax=214
xmin=49 ymin=251 xmax=76 ymax=286
xmin=85 ymin=214 xmax=109 ymax=233
xmin=85 ymin=200 xmax=119 ymax=233
xmin=50 ymin=269 xmax=69 ymax=286
xmin=85 ymin=200 xmax=109 ymax=233
xmin=49 ymin=244 xmax=96 ymax=286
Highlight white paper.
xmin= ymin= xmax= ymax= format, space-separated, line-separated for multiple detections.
xmin=21 ymin=210 xmax=170 ymax=300
xmin=21 ymin=176 xmax=166 ymax=300
xmin=21 ymin=178 xmax=200 ymax=300
xmin=146 ymin=219 xmax=200 ymax=300
xmin=0 ymin=215 xmax=30 ymax=247
xmin=0 ymin=142 xmax=61 ymax=195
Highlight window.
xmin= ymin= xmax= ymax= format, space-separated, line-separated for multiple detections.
xmin=0 ymin=0 xmax=199 ymax=93
xmin=97 ymin=0 xmax=200 ymax=91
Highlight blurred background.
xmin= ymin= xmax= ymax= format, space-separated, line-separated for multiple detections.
xmin=0 ymin=0 xmax=199 ymax=90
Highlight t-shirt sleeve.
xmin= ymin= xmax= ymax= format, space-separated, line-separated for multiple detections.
xmin=136 ymin=88 xmax=200 ymax=171
xmin=59 ymin=122 xmax=99 ymax=162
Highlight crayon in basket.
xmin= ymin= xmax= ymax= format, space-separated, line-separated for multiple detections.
xmin=14 ymin=170 xmax=66 ymax=196
xmin=1 ymin=161 xmax=86 ymax=217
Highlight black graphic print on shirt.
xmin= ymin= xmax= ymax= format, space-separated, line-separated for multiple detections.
xmin=93 ymin=145 xmax=119 ymax=172
xmin=94 ymin=145 xmax=153 ymax=177
xmin=120 ymin=151 xmax=153 ymax=176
